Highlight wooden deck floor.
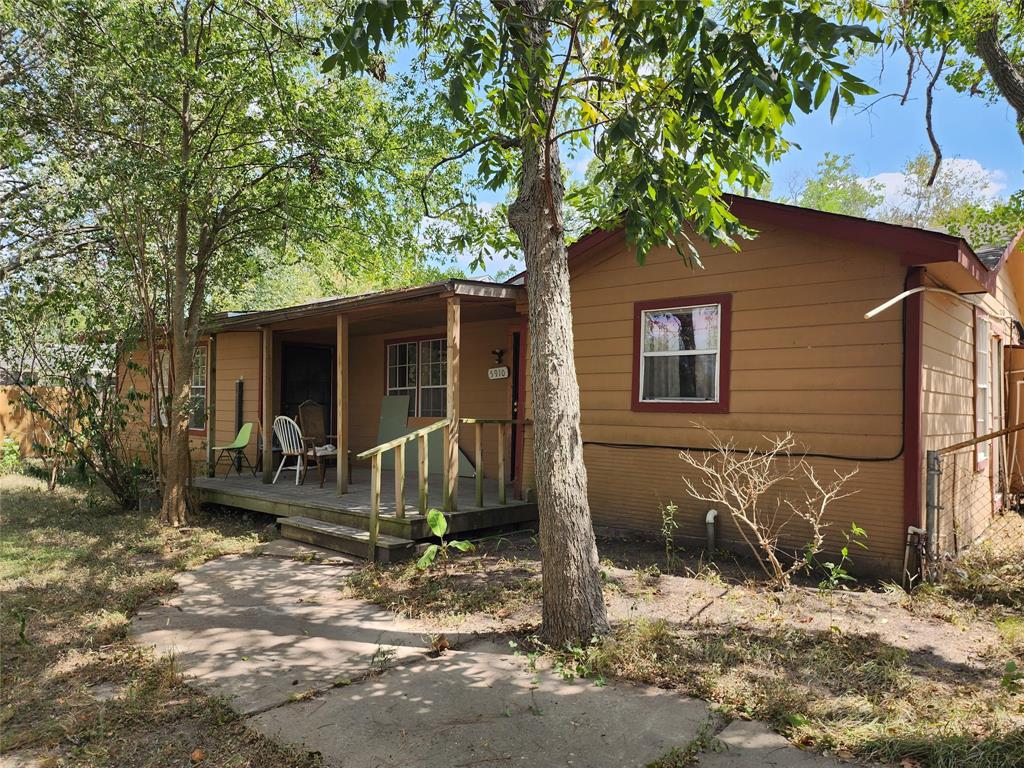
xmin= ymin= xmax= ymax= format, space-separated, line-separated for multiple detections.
xmin=192 ymin=467 xmax=536 ymax=541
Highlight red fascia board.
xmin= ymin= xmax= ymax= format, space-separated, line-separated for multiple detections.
xmin=509 ymin=195 xmax=995 ymax=292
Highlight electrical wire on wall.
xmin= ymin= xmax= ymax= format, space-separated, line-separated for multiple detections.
xmin=583 ymin=271 xmax=917 ymax=463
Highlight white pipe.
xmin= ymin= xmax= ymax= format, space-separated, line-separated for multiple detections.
xmin=864 ymin=286 xmax=977 ymax=320
xmin=705 ymin=508 xmax=718 ymax=554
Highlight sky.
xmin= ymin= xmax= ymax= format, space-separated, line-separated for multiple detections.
xmin=433 ymin=49 xmax=1023 ymax=280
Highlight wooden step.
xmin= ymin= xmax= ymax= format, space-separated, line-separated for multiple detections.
xmin=279 ymin=516 xmax=416 ymax=563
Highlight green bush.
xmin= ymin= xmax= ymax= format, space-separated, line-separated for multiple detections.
xmin=0 ymin=436 xmax=23 ymax=475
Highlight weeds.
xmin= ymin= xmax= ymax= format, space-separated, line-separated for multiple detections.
xmin=0 ymin=474 xmax=314 ymax=766
xmin=345 ymin=555 xmax=542 ymax=620
xmin=531 ymin=617 xmax=1022 ymax=768
xmin=0 ymin=435 xmax=23 ymax=474
xmin=660 ymin=501 xmax=679 ymax=574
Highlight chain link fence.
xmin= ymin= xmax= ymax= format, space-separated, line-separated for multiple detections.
xmin=925 ymin=425 xmax=1024 ymax=584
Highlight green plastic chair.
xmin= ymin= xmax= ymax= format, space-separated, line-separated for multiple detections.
xmin=212 ymin=422 xmax=256 ymax=479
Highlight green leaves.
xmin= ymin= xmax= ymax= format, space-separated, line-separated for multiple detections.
xmin=417 ymin=544 xmax=440 ymax=570
xmin=426 ymin=508 xmax=448 ymax=538
xmin=417 ymin=509 xmax=473 ymax=571
xmin=323 ymin=0 xmax=884 ymax=268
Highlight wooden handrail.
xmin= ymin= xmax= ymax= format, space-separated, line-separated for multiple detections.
xmin=355 ymin=416 xmax=526 ymax=560
xmin=355 ymin=418 xmax=450 ymax=459
xmin=460 ymin=418 xmax=521 ymax=506
xmin=459 ymin=418 xmax=527 ymax=425
xmin=356 ymin=418 xmax=450 ymax=560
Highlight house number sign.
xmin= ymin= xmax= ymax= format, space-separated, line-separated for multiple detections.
xmin=487 ymin=366 xmax=509 ymax=380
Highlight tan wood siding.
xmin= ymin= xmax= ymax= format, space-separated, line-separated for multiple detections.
xmin=348 ymin=317 xmax=517 ymax=481
xmin=922 ymin=267 xmax=1022 ymax=552
xmin=211 ymin=331 xmax=262 ymax=466
xmin=522 ymin=222 xmax=911 ymax=572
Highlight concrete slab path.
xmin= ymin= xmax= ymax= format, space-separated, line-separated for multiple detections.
xmin=130 ymin=549 xmax=863 ymax=768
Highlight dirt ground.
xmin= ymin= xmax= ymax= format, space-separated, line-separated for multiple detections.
xmin=354 ymin=532 xmax=1007 ymax=673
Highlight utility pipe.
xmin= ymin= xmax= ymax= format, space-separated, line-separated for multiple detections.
xmin=705 ymin=508 xmax=718 ymax=555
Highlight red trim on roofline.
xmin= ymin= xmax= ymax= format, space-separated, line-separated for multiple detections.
xmin=985 ymin=228 xmax=1024 ymax=279
xmin=507 ymin=194 xmax=998 ymax=293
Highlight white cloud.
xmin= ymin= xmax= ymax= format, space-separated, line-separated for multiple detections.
xmin=863 ymin=158 xmax=1008 ymax=211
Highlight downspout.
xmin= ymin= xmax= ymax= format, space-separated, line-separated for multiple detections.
xmin=903 ymin=268 xmax=926 ymax=540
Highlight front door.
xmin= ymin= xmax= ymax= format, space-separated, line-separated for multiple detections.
xmin=280 ymin=344 xmax=334 ymax=429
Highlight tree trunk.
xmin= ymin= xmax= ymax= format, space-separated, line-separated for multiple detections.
xmin=161 ymin=13 xmax=193 ymax=528
xmin=976 ymin=17 xmax=1024 ymax=143
xmin=160 ymin=346 xmax=193 ymax=528
xmin=507 ymin=0 xmax=610 ymax=647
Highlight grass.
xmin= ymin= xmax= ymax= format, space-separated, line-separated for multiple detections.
xmin=345 ymin=544 xmax=1024 ymax=766
xmin=343 ymin=553 xmax=542 ymax=621
xmin=939 ymin=515 xmax=1024 ymax=612
xmin=0 ymin=473 xmax=319 ymax=767
xmin=534 ymin=618 xmax=1024 ymax=768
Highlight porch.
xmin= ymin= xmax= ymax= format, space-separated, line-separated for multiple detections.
xmin=193 ymin=466 xmax=537 ymax=562
xmin=198 ymin=280 xmax=533 ymax=560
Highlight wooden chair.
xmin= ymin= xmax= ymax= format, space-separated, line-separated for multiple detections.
xmin=272 ymin=415 xmax=336 ymax=487
xmin=298 ymin=400 xmax=333 ymax=446
xmin=211 ymin=422 xmax=256 ymax=478
xmin=298 ymin=399 xmax=351 ymax=481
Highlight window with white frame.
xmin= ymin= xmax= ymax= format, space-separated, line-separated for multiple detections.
xmin=386 ymin=338 xmax=447 ymax=417
xmin=149 ymin=347 xmax=207 ymax=430
xmin=189 ymin=345 xmax=207 ymax=430
xmin=976 ymin=315 xmax=991 ymax=466
xmin=639 ymin=302 xmax=722 ymax=403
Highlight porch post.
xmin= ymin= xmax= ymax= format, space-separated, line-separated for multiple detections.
xmin=336 ymin=313 xmax=350 ymax=494
xmin=445 ymin=296 xmax=461 ymax=511
xmin=261 ymin=327 xmax=273 ymax=484
xmin=206 ymin=334 xmax=217 ymax=477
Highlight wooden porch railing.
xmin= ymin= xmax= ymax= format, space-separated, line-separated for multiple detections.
xmin=356 ymin=418 xmax=449 ymax=560
xmin=354 ymin=416 xmax=524 ymax=560
xmin=460 ymin=418 xmax=519 ymax=507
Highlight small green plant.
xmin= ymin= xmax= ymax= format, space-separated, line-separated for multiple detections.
xmin=9 ymin=606 xmax=38 ymax=644
xmin=816 ymin=522 xmax=868 ymax=595
xmin=416 ymin=508 xmax=474 ymax=572
xmin=1001 ymin=660 xmax=1023 ymax=693
xmin=660 ymin=501 xmax=679 ymax=573
xmin=0 ymin=436 xmax=23 ymax=475
xmin=371 ymin=645 xmax=397 ymax=672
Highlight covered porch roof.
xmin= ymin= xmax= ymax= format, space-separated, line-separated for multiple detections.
xmin=206 ymin=279 xmax=525 ymax=336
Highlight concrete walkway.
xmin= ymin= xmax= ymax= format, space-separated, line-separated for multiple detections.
xmin=130 ymin=544 xmax=858 ymax=768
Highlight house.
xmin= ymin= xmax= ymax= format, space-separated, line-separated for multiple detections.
xmin=122 ymin=196 xmax=1024 ymax=577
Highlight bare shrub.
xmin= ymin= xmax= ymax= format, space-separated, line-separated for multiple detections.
xmin=678 ymin=428 xmax=858 ymax=588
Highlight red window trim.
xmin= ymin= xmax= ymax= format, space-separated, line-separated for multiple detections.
xmin=631 ymin=293 xmax=732 ymax=414
xmin=383 ymin=334 xmax=447 ymax=418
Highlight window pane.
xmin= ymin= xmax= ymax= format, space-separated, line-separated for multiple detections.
xmin=644 ymin=306 xmax=719 ymax=353
xmin=188 ymin=392 xmax=206 ymax=429
xmin=420 ymin=387 xmax=446 ymax=417
xmin=642 ymin=354 xmax=717 ymax=400
xmin=192 ymin=347 xmax=207 ymax=387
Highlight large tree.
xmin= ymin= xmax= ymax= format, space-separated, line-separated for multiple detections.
xmin=887 ymin=1 xmax=1023 ymax=180
xmin=2 ymin=0 xmax=461 ymax=524
xmin=325 ymin=0 xmax=877 ymax=645
xmin=788 ymin=152 xmax=884 ymax=217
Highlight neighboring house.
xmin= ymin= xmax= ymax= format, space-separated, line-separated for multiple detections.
xmin=121 ymin=196 xmax=1024 ymax=577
